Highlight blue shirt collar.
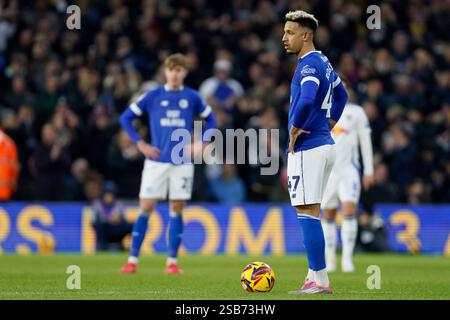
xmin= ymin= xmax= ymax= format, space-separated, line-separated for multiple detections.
xmin=299 ymin=50 xmax=321 ymax=60
xmin=164 ymin=84 xmax=184 ymax=92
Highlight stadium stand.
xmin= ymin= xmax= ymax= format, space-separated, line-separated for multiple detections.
xmin=0 ymin=0 xmax=449 ymax=205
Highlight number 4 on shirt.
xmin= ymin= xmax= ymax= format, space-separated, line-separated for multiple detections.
xmin=321 ymin=84 xmax=332 ymax=118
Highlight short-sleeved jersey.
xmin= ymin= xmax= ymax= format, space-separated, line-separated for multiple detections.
xmin=288 ymin=50 xmax=341 ymax=152
xmin=130 ymin=85 xmax=210 ymax=163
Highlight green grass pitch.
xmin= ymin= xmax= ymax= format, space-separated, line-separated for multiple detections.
xmin=0 ymin=253 xmax=449 ymax=300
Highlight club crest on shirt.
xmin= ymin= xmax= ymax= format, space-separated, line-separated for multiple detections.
xmin=179 ymin=99 xmax=189 ymax=109
xmin=161 ymin=100 xmax=169 ymax=107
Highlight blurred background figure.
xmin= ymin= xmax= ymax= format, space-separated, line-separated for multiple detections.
xmin=245 ymin=107 xmax=282 ymax=202
xmin=83 ymin=169 xmax=104 ymax=202
xmin=29 ymin=123 xmax=71 ymax=200
xmin=356 ymin=205 xmax=390 ymax=253
xmin=209 ymin=164 xmax=246 ymax=205
xmin=199 ymin=59 xmax=244 ymax=117
xmin=361 ymin=162 xmax=400 ymax=204
xmin=90 ymin=181 xmax=132 ymax=252
xmin=65 ymin=158 xmax=90 ymax=201
xmin=106 ymin=129 xmax=143 ymax=198
xmin=0 ymin=126 xmax=19 ymax=201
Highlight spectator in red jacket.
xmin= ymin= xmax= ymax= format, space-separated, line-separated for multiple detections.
xmin=0 ymin=128 xmax=19 ymax=200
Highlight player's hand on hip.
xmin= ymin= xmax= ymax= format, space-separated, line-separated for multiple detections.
xmin=289 ymin=125 xmax=310 ymax=154
xmin=137 ymin=140 xmax=160 ymax=160
xmin=363 ymin=175 xmax=374 ymax=191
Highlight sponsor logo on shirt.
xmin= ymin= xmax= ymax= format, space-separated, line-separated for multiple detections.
xmin=160 ymin=118 xmax=186 ymax=127
xmin=160 ymin=109 xmax=185 ymax=127
xmin=301 ymin=65 xmax=316 ymax=76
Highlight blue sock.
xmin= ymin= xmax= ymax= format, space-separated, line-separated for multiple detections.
xmin=168 ymin=213 xmax=183 ymax=258
xmin=298 ymin=214 xmax=326 ymax=271
xmin=130 ymin=213 xmax=149 ymax=258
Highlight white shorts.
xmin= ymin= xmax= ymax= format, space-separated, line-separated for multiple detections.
xmin=321 ymin=167 xmax=361 ymax=209
xmin=287 ymin=144 xmax=336 ymax=206
xmin=139 ymin=160 xmax=194 ymax=200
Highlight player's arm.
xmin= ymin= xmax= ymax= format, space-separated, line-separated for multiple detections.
xmin=186 ymin=94 xmax=218 ymax=158
xmin=195 ymin=93 xmax=218 ymax=142
xmin=357 ymin=109 xmax=374 ymax=190
xmin=292 ymin=79 xmax=319 ymax=129
xmin=119 ymin=106 xmax=142 ymax=144
xmin=288 ymin=77 xmax=318 ymax=153
xmin=199 ymin=105 xmax=217 ymax=142
xmin=329 ymin=77 xmax=348 ymax=129
xmin=119 ymin=95 xmax=160 ymax=160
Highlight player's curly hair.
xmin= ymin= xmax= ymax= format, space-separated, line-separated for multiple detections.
xmin=285 ymin=10 xmax=319 ymax=32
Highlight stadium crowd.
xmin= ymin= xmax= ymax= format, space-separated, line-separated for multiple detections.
xmin=0 ymin=0 xmax=449 ymax=206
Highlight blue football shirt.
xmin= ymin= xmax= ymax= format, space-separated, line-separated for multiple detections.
xmin=130 ymin=85 xmax=211 ymax=163
xmin=288 ymin=50 xmax=342 ymax=152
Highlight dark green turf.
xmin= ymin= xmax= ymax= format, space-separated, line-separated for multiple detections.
xmin=0 ymin=254 xmax=449 ymax=299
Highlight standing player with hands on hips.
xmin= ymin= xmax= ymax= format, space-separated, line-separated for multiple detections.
xmin=282 ymin=10 xmax=348 ymax=294
xmin=118 ymin=54 xmax=217 ymax=275
xmin=321 ymin=79 xmax=374 ymax=273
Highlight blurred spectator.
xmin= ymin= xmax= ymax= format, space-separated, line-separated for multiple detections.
xmin=0 ymin=127 xmax=19 ymax=201
xmin=382 ymin=125 xmax=417 ymax=197
xmin=337 ymin=53 xmax=359 ymax=87
xmin=85 ymin=104 xmax=117 ymax=175
xmin=362 ymin=101 xmax=384 ymax=148
xmin=2 ymin=105 xmax=38 ymax=199
xmin=3 ymin=76 xmax=34 ymax=110
xmin=106 ymin=129 xmax=143 ymax=198
xmin=84 ymin=170 xmax=104 ymax=202
xmin=391 ymin=31 xmax=410 ymax=64
xmin=361 ymin=163 xmax=399 ymax=205
xmin=35 ymin=74 xmax=61 ymax=126
xmin=199 ymin=59 xmax=244 ymax=115
xmin=234 ymin=96 xmax=264 ymax=129
xmin=90 ymin=181 xmax=132 ymax=251
xmin=65 ymin=158 xmax=90 ymax=201
xmin=245 ymin=107 xmax=283 ymax=202
xmin=30 ymin=123 xmax=71 ymax=200
xmin=52 ymin=97 xmax=85 ymax=159
xmin=407 ymin=179 xmax=431 ymax=204
xmin=191 ymin=162 xmax=210 ymax=202
xmin=356 ymin=207 xmax=390 ymax=253
xmin=209 ymin=164 xmax=246 ymax=205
